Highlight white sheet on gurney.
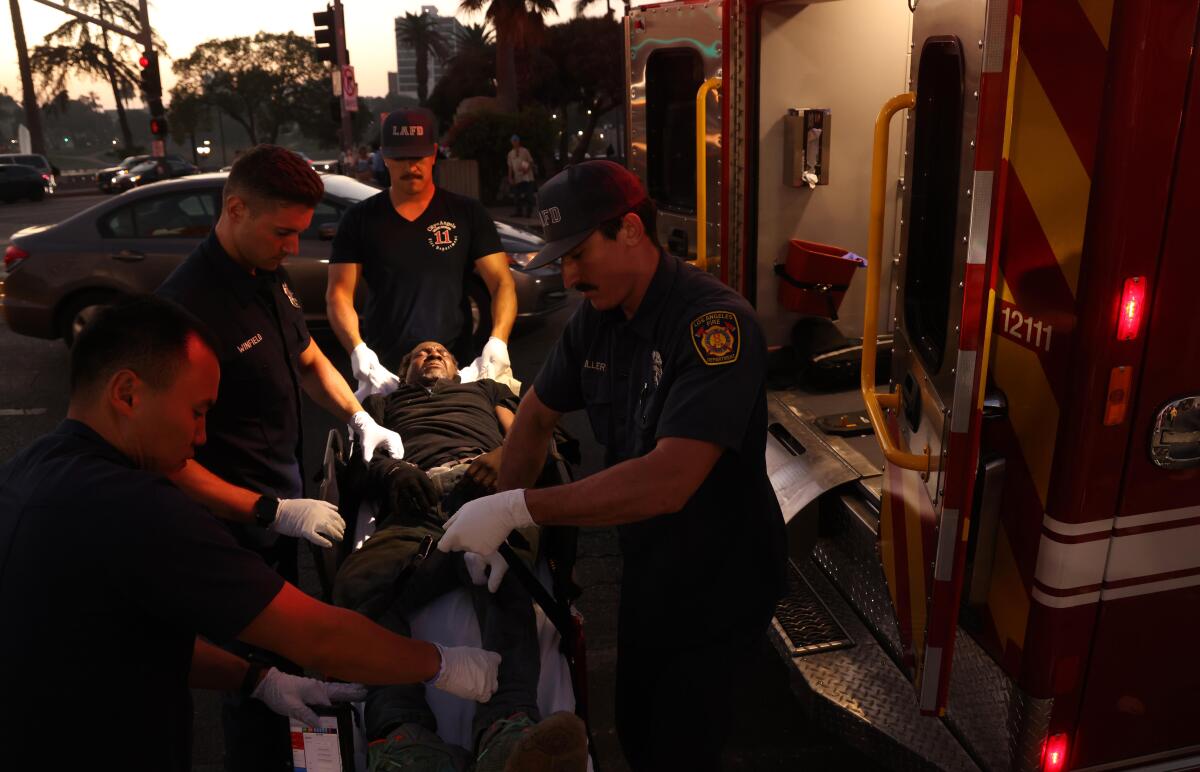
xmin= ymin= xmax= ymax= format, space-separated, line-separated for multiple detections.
xmin=456 ymin=358 xmax=521 ymax=395
xmin=356 ymin=500 xmax=579 ymax=754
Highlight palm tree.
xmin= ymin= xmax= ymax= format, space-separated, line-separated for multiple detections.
xmin=8 ymin=0 xmax=46 ymax=153
xmin=397 ymin=11 xmax=451 ymax=106
xmin=458 ymin=0 xmax=557 ymax=113
xmin=28 ymin=0 xmax=165 ymax=150
xmin=453 ymin=22 xmax=495 ymax=57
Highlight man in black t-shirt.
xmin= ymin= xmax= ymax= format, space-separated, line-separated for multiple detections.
xmin=333 ymin=339 xmax=586 ymax=771
xmin=0 ymin=298 xmax=502 ymax=771
xmin=326 ymin=108 xmax=518 ymax=400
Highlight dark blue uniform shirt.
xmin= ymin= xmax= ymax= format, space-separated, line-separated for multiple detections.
xmin=0 ymin=420 xmax=285 ymax=771
xmin=534 ymin=251 xmax=787 ymax=644
xmin=157 ymin=232 xmax=311 ymax=501
xmin=329 ymin=188 xmax=503 ymax=364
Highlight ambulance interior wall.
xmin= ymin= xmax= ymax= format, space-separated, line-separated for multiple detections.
xmin=754 ymin=1 xmax=912 ymax=348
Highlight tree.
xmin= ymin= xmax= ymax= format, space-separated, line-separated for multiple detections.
xmin=8 ymin=0 xmax=46 ymax=153
xmin=537 ymin=16 xmax=624 ymax=165
xmin=428 ymin=25 xmax=497 ymax=126
xmin=457 ymin=0 xmax=557 ymax=114
xmin=28 ymin=0 xmax=165 ymax=151
xmin=455 ymin=22 xmax=495 ymax=52
xmin=171 ymin=33 xmax=326 ymax=145
xmin=397 ymin=11 xmax=450 ymax=106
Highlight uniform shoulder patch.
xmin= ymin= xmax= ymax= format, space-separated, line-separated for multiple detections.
xmin=690 ymin=310 xmax=740 ymax=366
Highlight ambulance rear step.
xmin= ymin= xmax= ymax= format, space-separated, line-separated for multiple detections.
xmin=771 ymin=556 xmax=979 ymax=772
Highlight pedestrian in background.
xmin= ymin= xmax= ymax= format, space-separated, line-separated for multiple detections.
xmin=370 ymin=142 xmax=389 ymax=188
xmin=507 ymin=134 xmax=536 ymax=218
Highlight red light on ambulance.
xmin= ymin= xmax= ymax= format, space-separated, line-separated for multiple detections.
xmin=1116 ymin=276 xmax=1146 ymax=341
xmin=1041 ymin=733 xmax=1068 ymax=772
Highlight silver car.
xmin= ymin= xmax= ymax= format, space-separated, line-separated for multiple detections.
xmin=2 ymin=173 xmax=567 ymax=344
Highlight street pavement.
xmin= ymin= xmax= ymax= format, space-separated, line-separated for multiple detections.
xmin=0 ymin=194 xmax=872 ymax=771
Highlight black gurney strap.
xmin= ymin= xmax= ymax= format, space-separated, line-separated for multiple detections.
xmin=497 ymin=539 xmax=600 ymax=770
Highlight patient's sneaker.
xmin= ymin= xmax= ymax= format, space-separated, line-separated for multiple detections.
xmin=475 ymin=711 xmax=588 ymax=772
xmin=367 ymin=722 xmax=471 ymax=771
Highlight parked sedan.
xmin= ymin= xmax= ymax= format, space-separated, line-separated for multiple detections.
xmin=0 ymin=153 xmax=56 ymax=194
xmin=2 ymin=173 xmax=567 ymax=346
xmin=110 ymin=157 xmax=201 ymax=192
xmin=0 ymin=164 xmax=47 ymax=203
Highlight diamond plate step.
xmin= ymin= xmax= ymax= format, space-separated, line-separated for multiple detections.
xmin=775 ymin=562 xmax=854 ymax=655
xmin=770 ymin=558 xmax=980 ymax=772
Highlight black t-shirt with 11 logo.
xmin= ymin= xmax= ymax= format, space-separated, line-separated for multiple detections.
xmin=331 ymin=187 xmax=503 ymax=364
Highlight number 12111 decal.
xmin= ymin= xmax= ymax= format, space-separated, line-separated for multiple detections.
xmin=998 ymin=301 xmax=1052 ymax=353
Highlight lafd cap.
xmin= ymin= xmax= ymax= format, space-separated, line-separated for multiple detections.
xmin=381 ymin=108 xmax=437 ymax=159
xmin=527 ymin=160 xmax=648 ymax=269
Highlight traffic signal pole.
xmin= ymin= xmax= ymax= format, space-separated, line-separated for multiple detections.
xmin=335 ymin=1 xmax=353 ymax=155
xmin=314 ymin=1 xmax=354 ymax=157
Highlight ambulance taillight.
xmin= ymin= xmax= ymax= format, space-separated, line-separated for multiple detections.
xmin=1117 ymin=276 xmax=1146 ymax=341
xmin=1041 ymin=733 xmax=1069 ymax=772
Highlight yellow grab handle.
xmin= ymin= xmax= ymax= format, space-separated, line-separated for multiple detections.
xmin=695 ymin=76 xmax=721 ymax=273
xmin=861 ymin=92 xmax=938 ymax=474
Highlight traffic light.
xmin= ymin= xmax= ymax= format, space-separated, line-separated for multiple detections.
xmin=313 ymin=7 xmax=337 ymax=63
xmin=138 ymin=50 xmax=161 ymax=98
xmin=149 ymin=116 xmax=168 ymax=137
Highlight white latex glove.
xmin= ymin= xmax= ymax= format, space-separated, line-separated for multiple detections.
xmin=479 ymin=336 xmax=511 ymax=380
xmin=251 ymin=667 xmax=367 ymax=727
xmin=425 ymin=642 xmax=501 ymax=703
xmin=437 ymin=489 xmax=534 ymax=557
xmin=351 ymin=410 xmax=404 ymax=461
xmin=273 ymin=499 xmax=345 ymax=548
xmin=350 ymin=342 xmax=401 ymax=397
xmin=464 ymin=551 xmax=510 ymax=593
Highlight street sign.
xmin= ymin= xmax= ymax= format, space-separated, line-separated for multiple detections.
xmin=341 ymin=65 xmax=358 ymax=112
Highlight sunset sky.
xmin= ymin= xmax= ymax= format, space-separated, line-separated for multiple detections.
xmin=1 ymin=0 xmax=610 ymax=110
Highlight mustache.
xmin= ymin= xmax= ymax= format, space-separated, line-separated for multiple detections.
xmin=401 ymin=173 xmax=423 ymax=180
xmin=575 ymin=283 xmax=598 ymax=292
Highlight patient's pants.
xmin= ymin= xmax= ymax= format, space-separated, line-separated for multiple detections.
xmin=332 ymin=466 xmax=542 ymax=747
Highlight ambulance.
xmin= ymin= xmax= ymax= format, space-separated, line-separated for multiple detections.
xmin=624 ymin=0 xmax=1200 ymax=769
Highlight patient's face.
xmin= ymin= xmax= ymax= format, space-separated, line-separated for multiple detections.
xmin=404 ymin=341 xmax=458 ymax=387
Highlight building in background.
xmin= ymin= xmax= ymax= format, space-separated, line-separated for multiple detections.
xmin=387 ymin=72 xmax=401 ymax=97
xmin=393 ymin=6 xmax=464 ymax=100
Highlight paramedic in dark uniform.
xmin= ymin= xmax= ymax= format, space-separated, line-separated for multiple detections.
xmin=325 ymin=107 xmax=517 ymax=398
xmin=438 ymin=161 xmax=788 ymax=771
xmin=0 ymin=297 xmax=500 ymax=772
xmin=156 ymin=145 xmax=404 ymax=770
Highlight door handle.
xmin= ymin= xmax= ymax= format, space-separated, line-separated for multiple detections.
xmin=694 ymin=76 xmax=721 ymax=273
xmin=860 ymin=92 xmax=939 ymax=475
xmin=110 ymin=250 xmax=145 ymax=262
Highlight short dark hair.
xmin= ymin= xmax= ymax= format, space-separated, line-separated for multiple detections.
xmin=69 ymin=295 xmax=219 ymax=397
xmin=596 ymin=198 xmax=661 ymax=249
xmin=224 ymin=144 xmax=323 ymax=209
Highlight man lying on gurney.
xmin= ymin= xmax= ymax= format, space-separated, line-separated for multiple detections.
xmin=332 ymin=340 xmax=587 ymax=772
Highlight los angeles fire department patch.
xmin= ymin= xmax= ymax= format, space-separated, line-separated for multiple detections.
xmin=690 ymin=311 xmax=740 ymax=366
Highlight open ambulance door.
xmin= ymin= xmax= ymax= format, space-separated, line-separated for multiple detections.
xmin=861 ymin=2 xmax=1008 ymax=716
xmin=626 ymin=0 xmax=723 ymax=275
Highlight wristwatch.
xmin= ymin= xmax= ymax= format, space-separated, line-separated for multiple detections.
xmin=253 ymin=494 xmax=280 ymax=528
